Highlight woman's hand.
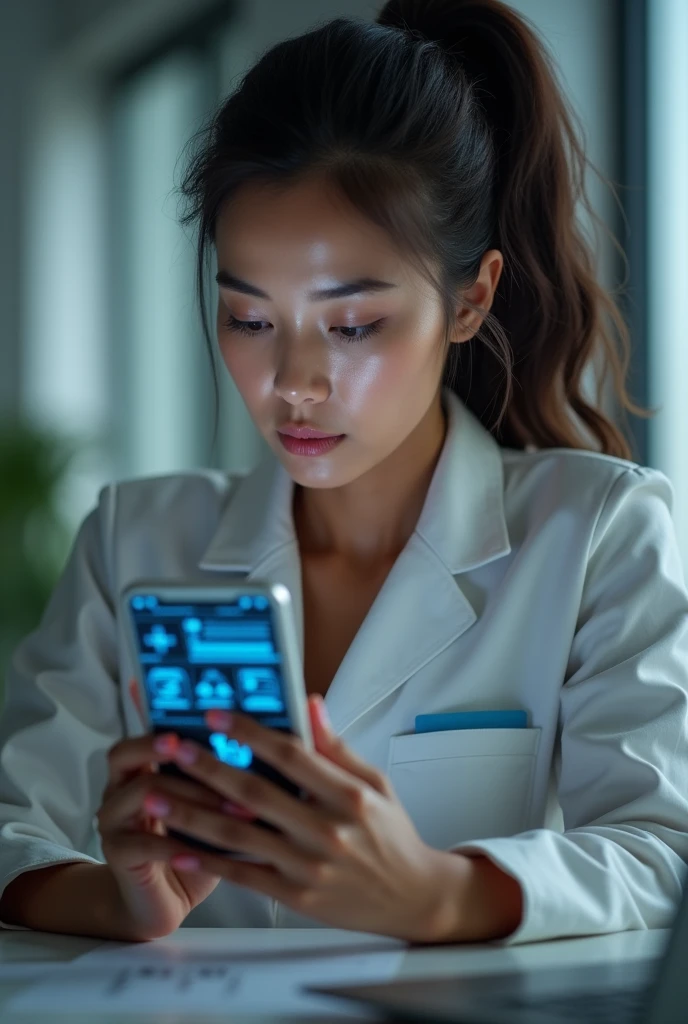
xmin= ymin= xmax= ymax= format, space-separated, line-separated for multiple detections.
xmin=140 ymin=696 xmax=473 ymax=942
xmin=97 ymin=681 xmax=226 ymax=940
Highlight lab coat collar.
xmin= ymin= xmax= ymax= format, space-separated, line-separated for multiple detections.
xmin=198 ymin=388 xmax=511 ymax=732
xmin=198 ymin=388 xmax=509 ymax=575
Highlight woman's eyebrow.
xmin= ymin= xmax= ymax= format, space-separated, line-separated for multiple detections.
xmin=215 ymin=270 xmax=397 ymax=301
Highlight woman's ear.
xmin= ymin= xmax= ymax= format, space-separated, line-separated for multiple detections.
xmin=450 ymin=248 xmax=504 ymax=343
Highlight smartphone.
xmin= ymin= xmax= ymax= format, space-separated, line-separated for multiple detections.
xmin=119 ymin=580 xmax=312 ymax=857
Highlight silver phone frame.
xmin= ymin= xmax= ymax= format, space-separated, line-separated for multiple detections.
xmin=119 ymin=579 xmax=313 ymax=751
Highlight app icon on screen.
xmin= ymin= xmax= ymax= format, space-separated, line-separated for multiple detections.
xmin=237 ymin=667 xmax=284 ymax=713
xmin=141 ymin=623 xmax=179 ymax=656
xmin=146 ymin=665 xmax=193 ymax=709
xmin=209 ymin=733 xmax=253 ymax=769
xmin=194 ymin=668 xmax=236 ymax=708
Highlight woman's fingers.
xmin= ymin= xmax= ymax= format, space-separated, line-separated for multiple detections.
xmin=98 ymin=769 xmax=225 ymax=835
xmin=106 ymin=732 xmax=181 ymax=789
xmin=155 ymin=737 xmax=352 ymax=852
xmin=104 ymin=771 xmax=332 ymax=881
xmin=128 ymin=677 xmax=146 ymax=726
xmin=196 ymin=711 xmax=373 ymax=818
xmin=102 ymin=826 xmax=217 ymax=874
xmin=149 ymin=798 xmax=272 ymax=862
xmin=308 ymin=696 xmax=394 ymax=797
xmin=149 ymin=795 xmax=332 ymax=884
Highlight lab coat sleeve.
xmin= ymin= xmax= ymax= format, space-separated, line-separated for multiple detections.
xmin=453 ymin=465 xmax=688 ymax=944
xmin=0 ymin=483 xmax=121 ymax=927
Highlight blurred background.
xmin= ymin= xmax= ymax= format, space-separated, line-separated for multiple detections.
xmin=0 ymin=0 xmax=686 ymax=681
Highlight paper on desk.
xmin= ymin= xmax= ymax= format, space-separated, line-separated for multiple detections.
xmin=8 ymin=936 xmax=405 ymax=1016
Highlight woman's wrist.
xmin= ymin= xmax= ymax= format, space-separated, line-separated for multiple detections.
xmin=423 ymin=850 xmax=523 ymax=943
xmin=0 ymin=862 xmax=136 ymax=940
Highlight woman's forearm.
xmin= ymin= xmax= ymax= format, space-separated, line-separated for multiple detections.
xmin=0 ymin=862 xmax=136 ymax=940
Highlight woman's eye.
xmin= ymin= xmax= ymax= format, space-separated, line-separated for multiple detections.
xmin=222 ymin=316 xmax=386 ymax=343
xmin=336 ymin=320 xmax=385 ymax=342
xmin=222 ymin=316 xmax=267 ymax=336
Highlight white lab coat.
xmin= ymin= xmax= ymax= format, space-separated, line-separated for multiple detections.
xmin=1 ymin=387 xmax=688 ymax=944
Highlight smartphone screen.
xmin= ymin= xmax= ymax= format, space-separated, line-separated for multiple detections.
xmin=126 ymin=588 xmax=302 ymax=853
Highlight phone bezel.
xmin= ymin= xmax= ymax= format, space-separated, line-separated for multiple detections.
xmin=118 ymin=579 xmax=313 ymax=750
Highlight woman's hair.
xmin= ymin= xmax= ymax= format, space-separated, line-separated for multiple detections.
xmin=178 ymin=0 xmax=653 ymax=460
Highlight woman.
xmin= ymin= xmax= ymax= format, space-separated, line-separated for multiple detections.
xmin=1 ymin=0 xmax=687 ymax=945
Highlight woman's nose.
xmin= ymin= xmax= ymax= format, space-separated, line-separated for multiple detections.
xmin=273 ymin=337 xmax=330 ymax=405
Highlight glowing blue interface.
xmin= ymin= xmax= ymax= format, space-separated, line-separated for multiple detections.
xmin=128 ymin=593 xmax=291 ymax=736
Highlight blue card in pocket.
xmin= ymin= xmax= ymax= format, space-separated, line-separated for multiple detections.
xmin=415 ymin=709 xmax=528 ymax=733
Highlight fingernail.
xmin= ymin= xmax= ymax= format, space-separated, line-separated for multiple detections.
xmin=176 ymin=741 xmax=198 ymax=765
xmin=222 ymin=800 xmax=256 ymax=820
xmin=128 ymin=679 xmax=144 ymax=720
xmin=144 ymin=794 xmax=171 ymax=817
xmin=318 ymin=697 xmax=332 ymax=731
xmin=154 ymin=733 xmax=179 ymax=755
xmin=206 ymin=709 xmax=233 ymax=730
xmin=171 ymin=854 xmax=201 ymax=872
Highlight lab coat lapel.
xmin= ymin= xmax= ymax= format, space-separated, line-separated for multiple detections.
xmin=197 ymin=454 xmax=305 ymax=658
xmin=325 ymin=390 xmax=511 ymax=734
xmin=323 ymin=533 xmax=478 ymax=734
xmin=196 ymin=389 xmax=511 ymax=736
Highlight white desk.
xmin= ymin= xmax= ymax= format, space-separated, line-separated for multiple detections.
xmin=0 ymin=926 xmax=669 ymax=1023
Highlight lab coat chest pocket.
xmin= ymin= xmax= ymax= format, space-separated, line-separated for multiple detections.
xmin=387 ymin=727 xmax=541 ymax=850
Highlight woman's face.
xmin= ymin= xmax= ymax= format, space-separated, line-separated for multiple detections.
xmin=214 ymin=175 xmax=498 ymax=489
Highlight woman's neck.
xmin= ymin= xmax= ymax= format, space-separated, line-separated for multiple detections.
xmin=293 ymin=394 xmax=447 ymax=564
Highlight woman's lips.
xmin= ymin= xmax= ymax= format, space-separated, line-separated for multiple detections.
xmin=277 ymin=423 xmax=340 ymax=438
xmin=277 ymin=432 xmax=346 ymax=457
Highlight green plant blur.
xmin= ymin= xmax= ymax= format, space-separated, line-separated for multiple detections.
xmin=0 ymin=422 xmax=81 ymax=695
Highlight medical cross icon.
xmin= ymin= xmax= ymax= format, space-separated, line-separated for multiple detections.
xmin=142 ymin=623 xmax=178 ymax=656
